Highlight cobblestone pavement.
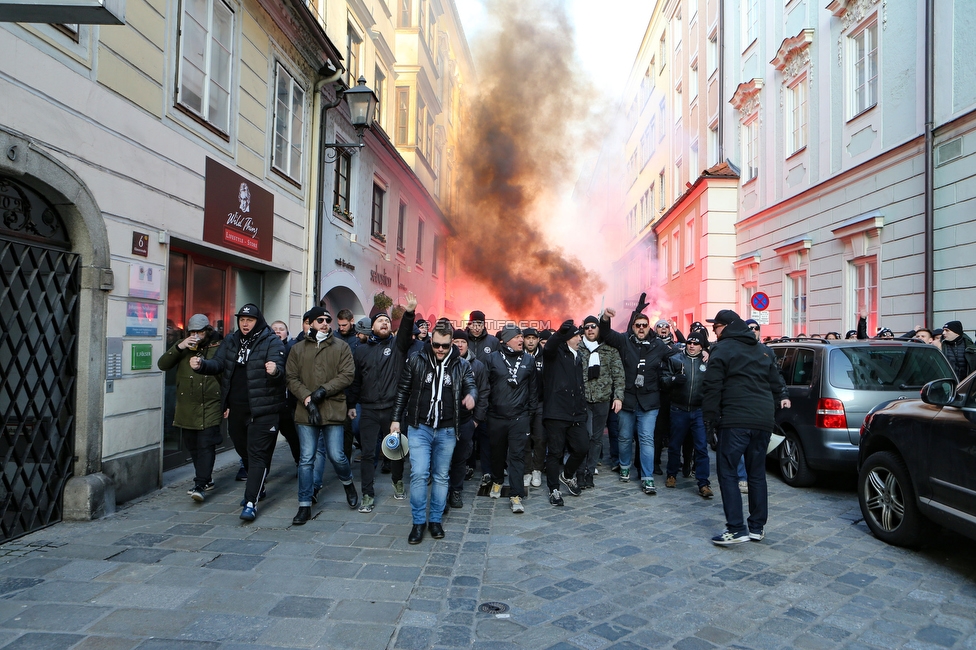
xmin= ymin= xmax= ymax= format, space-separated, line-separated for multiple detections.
xmin=1 ymin=443 xmax=975 ymax=650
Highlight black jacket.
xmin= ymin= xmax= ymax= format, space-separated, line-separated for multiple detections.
xmin=467 ymin=329 xmax=500 ymax=363
xmin=393 ymin=343 xmax=477 ymax=432
xmin=347 ymin=310 xmax=416 ymax=410
xmin=461 ymin=349 xmax=489 ymax=423
xmin=700 ymin=318 xmax=789 ymax=432
xmin=541 ymin=328 xmax=587 ymax=422
xmin=941 ymin=334 xmax=976 ymax=380
xmin=661 ymin=350 xmax=707 ymax=411
xmin=484 ymin=345 xmax=538 ymax=419
xmin=600 ymin=315 xmax=671 ymax=411
xmin=194 ymin=305 xmax=286 ymax=418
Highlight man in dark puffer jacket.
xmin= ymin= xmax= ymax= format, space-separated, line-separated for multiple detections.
xmin=192 ymin=303 xmax=285 ymax=521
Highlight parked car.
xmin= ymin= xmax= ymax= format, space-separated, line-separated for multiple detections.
xmin=767 ymin=339 xmax=955 ymax=487
xmin=857 ymin=372 xmax=976 ymax=547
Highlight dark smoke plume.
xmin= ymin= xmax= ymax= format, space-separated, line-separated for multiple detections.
xmin=455 ymin=0 xmax=604 ymax=319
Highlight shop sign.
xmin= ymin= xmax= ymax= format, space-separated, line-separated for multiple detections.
xmin=128 ymin=263 xmax=162 ymax=299
xmin=203 ymin=158 xmax=274 ymax=261
xmin=130 ymin=344 xmax=154 ymax=370
xmin=125 ymin=301 xmax=159 ymax=336
xmin=370 ymin=265 xmax=392 ymax=287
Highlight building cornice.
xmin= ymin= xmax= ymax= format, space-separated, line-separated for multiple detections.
xmin=730 ymin=78 xmax=763 ymax=119
xmin=773 ymin=236 xmax=812 ymax=257
xmin=771 ymin=29 xmax=814 ymax=81
xmin=831 ymin=211 xmax=884 ymax=240
xmin=826 ymin=0 xmax=882 ymax=32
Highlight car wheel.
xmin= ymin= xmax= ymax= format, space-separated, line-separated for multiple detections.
xmin=777 ymin=429 xmax=816 ymax=487
xmin=857 ymin=451 xmax=924 ymax=548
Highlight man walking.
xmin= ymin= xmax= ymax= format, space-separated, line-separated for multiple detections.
xmin=346 ymin=292 xmax=417 ymax=513
xmin=466 ymin=310 xmax=500 ymax=363
xmin=157 ymin=314 xmax=223 ymax=502
xmin=392 ymin=320 xmax=477 ymax=543
xmin=485 ymin=324 xmax=538 ymax=513
xmin=521 ymin=327 xmax=546 ymax=488
xmin=542 ymin=320 xmax=590 ymax=506
xmin=577 ymin=315 xmax=624 ymax=489
xmin=701 ymin=310 xmax=790 ymax=545
xmin=191 ymin=304 xmax=285 ymax=521
xmin=448 ymin=329 xmax=488 ymax=509
xmin=285 ymin=307 xmax=358 ymax=525
xmin=940 ymin=320 xmax=976 ymax=379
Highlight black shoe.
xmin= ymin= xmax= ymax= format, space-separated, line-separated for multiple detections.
xmin=611 ymin=463 xmax=621 ymax=474
xmin=653 ymin=464 xmax=663 ymax=476
xmin=583 ymin=473 xmax=595 ymax=489
xmin=235 ymin=463 xmax=248 ymax=481
xmin=449 ymin=490 xmax=463 ymax=509
xmin=408 ymin=523 xmax=426 ymax=544
xmin=292 ymin=506 xmax=311 ymax=526
xmin=682 ymin=458 xmax=693 ymax=478
xmin=343 ymin=483 xmax=359 ymax=509
xmin=311 ymin=488 xmax=319 ymax=505
xmin=549 ymin=489 xmax=564 ymax=506
xmin=464 ymin=466 xmax=475 ymax=480
xmin=381 ymin=458 xmax=392 ymax=474
xmin=429 ymin=522 xmax=445 ymax=539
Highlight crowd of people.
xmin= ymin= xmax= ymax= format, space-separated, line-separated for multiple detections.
xmin=158 ymin=295 xmax=976 ymax=546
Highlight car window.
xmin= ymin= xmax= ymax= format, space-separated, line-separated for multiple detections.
xmin=828 ymin=346 xmax=956 ymax=391
xmin=774 ymin=348 xmax=794 ymax=385
xmin=791 ymin=349 xmax=815 ymax=386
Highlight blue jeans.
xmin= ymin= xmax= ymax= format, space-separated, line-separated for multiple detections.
xmin=408 ymin=424 xmax=456 ymax=524
xmin=716 ymin=427 xmax=771 ymax=535
xmin=667 ymin=407 xmax=710 ymax=487
xmin=297 ymin=424 xmax=352 ymax=506
xmin=616 ymin=408 xmax=659 ymax=478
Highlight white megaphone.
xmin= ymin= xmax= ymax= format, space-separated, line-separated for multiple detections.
xmin=381 ymin=431 xmax=409 ymax=460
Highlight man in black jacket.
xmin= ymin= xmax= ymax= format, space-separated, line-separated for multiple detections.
xmin=448 ymin=329 xmax=489 ymax=509
xmin=392 ymin=320 xmax=477 ymax=543
xmin=466 ymin=310 xmax=500 ymax=363
xmin=346 ymin=292 xmax=417 ymax=513
xmin=521 ymin=327 xmax=546 ymax=489
xmin=485 ymin=324 xmax=538 ymax=513
xmin=660 ymin=329 xmax=712 ymax=498
xmin=191 ymin=304 xmax=285 ymax=521
xmin=542 ymin=320 xmax=589 ymax=506
xmin=701 ymin=310 xmax=790 ymax=545
xmin=599 ymin=294 xmax=671 ymax=495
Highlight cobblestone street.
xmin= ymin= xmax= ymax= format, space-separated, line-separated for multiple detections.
xmin=1 ymin=444 xmax=975 ymax=650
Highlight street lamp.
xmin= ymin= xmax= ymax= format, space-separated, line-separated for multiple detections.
xmin=322 ymin=76 xmax=378 ymax=162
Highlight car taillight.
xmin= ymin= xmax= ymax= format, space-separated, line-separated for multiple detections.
xmin=816 ymin=398 xmax=847 ymax=429
xmin=860 ymin=412 xmax=873 ymax=437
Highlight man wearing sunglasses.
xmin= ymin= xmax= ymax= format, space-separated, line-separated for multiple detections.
xmin=599 ymin=292 xmax=671 ymax=496
xmin=285 ymin=307 xmax=358 ymax=525
xmin=393 ymin=320 xmax=477 ymax=543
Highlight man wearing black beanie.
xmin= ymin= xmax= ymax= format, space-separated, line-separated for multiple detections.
xmin=940 ymin=320 xmax=976 ymax=380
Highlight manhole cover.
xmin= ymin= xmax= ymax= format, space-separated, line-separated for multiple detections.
xmin=478 ymin=601 xmax=510 ymax=614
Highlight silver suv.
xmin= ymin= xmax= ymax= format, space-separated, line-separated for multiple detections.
xmin=767 ymin=339 xmax=955 ymax=487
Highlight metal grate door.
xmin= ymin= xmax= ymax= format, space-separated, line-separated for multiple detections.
xmin=0 ymin=238 xmax=79 ymax=541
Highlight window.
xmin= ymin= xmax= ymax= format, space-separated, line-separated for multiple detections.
xmin=396 ymin=202 xmax=407 ymax=252
xmin=690 ymin=140 xmax=699 ymax=180
xmin=398 ymin=0 xmax=411 ymax=27
xmin=659 ymin=99 xmax=666 ymax=140
xmin=416 ymin=219 xmax=425 ymax=265
xmin=787 ymin=76 xmax=807 ymax=154
xmin=641 ymin=125 xmax=651 ymax=167
xmin=674 ymin=9 xmax=682 ymax=49
xmin=708 ymin=124 xmax=719 ymax=166
xmin=374 ymin=66 xmax=386 ymax=126
xmin=850 ymin=21 xmax=878 ymax=117
xmin=707 ymin=32 xmax=718 ymax=75
xmin=177 ymin=0 xmax=234 ymax=132
xmin=744 ymin=0 xmax=759 ymax=46
xmin=332 ymin=150 xmax=351 ymax=217
xmin=418 ymin=0 xmax=426 ymax=42
xmin=432 ymin=235 xmax=440 ymax=275
xmin=346 ymin=24 xmax=362 ymax=86
xmin=671 ymin=228 xmax=680 ymax=276
xmin=425 ymin=112 xmax=434 ymax=160
xmin=658 ymin=170 xmax=666 ymax=209
xmin=689 ymin=63 xmax=698 ymax=101
xmin=417 ymin=96 xmax=426 ymax=150
xmin=852 ymin=257 xmax=878 ymax=335
xmin=272 ymin=63 xmax=305 ymax=181
xmin=659 ymin=239 xmax=669 ymax=281
xmin=684 ymin=216 xmax=694 ymax=267
xmin=659 ymin=34 xmax=667 ymax=69
xmin=674 ymin=161 xmax=682 ymax=200
xmin=395 ymin=86 xmax=409 ymax=145
xmin=744 ymin=116 xmax=759 ymax=181
xmin=788 ymin=272 xmax=807 ymax=336
xmin=371 ymin=183 xmax=386 ymax=239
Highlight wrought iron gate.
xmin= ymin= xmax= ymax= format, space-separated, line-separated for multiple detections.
xmin=1 ymin=175 xmax=79 ymax=542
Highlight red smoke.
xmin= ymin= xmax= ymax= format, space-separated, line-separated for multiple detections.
xmin=452 ymin=0 xmax=605 ymax=322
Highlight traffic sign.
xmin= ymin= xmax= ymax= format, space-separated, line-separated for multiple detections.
xmin=751 ymin=291 xmax=769 ymax=311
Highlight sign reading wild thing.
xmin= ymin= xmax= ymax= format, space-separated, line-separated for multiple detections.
xmin=203 ymin=158 xmax=275 ymax=261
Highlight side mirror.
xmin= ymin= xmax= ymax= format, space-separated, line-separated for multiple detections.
xmin=920 ymin=378 xmax=956 ymax=406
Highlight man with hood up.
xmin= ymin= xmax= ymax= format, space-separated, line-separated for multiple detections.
xmin=191 ymin=304 xmax=285 ymax=521
xmin=701 ymin=310 xmax=790 ymax=545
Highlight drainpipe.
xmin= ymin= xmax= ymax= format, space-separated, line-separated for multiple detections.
xmin=717 ymin=0 xmax=725 ymax=163
xmin=307 ymin=65 xmax=344 ymax=308
xmin=923 ymin=0 xmax=934 ymax=326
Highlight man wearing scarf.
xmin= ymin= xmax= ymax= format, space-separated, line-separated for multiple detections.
xmin=576 ymin=315 xmax=624 ymax=489
xmin=393 ymin=319 xmax=477 ymax=543
xmin=191 ymin=304 xmax=285 ymax=521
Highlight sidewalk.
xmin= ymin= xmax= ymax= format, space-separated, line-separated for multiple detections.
xmin=1 ymin=442 xmax=975 ymax=649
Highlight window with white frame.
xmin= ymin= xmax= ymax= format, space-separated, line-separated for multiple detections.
xmin=374 ymin=66 xmax=386 ymax=126
xmin=659 ymin=239 xmax=669 ymax=281
xmin=639 ymin=193 xmax=647 ymax=230
xmin=787 ymin=76 xmax=807 ymax=154
xmin=744 ymin=0 xmax=759 ymax=46
xmin=708 ymin=123 xmax=719 ymax=166
xmin=396 ymin=202 xmax=407 ymax=252
xmin=707 ymin=32 xmax=718 ymax=75
xmin=417 ymin=96 xmax=427 ymax=151
xmin=416 ymin=219 xmax=425 ymax=265
xmin=177 ymin=0 xmax=234 ymax=133
xmin=788 ymin=272 xmax=807 ymax=336
xmin=395 ymin=86 xmax=409 ymax=145
xmin=671 ymin=228 xmax=680 ymax=276
xmin=332 ymin=150 xmax=351 ymax=218
xmin=743 ymin=115 xmax=759 ymax=181
xmin=642 ymin=188 xmax=651 ymax=227
xmin=660 ymin=33 xmax=667 ymax=69
xmin=684 ymin=216 xmax=694 ymax=267
xmin=852 ymin=256 xmax=878 ymax=335
xmin=689 ymin=62 xmax=698 ymax=101
xmin=272 ymin=63 xmax=305 ymax=182
xmin=690 ymin=140 xmax=699 ymax=180
xmin=346 ymin=24 xmax=362 ymax=86
xmin=849 ymin=20 xmax=878 ymax=118
xmin=433 ymin=147 xmax=442 ymax=197
xmin=659 ymin=99 xmax=666 ymax=140
xmin=371 ymin=183 xmax=386 ymax=239
xmin=659 ymin=170 xmax=666 ymax=209
xmin=674 ymin=161 xmax=682 ymax=200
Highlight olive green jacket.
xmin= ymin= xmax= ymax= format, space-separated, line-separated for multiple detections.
xmin=286 ymin=334 xmax=355 ymax=426
xmin=157 ymin=341 xmax=223 ymax=430
xmin=577 ymin=341 xmax=625 ymax=404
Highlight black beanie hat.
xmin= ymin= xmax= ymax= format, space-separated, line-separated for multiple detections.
xmin=452 ymin=329 xmax=468 ymax=341
xmin=583 ymin=315 xmax=599 ymax=327
xmin=944 ymin=320 xmax=964 ymax=337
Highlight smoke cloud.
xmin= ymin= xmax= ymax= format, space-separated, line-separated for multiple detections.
xmin=454 ymin=0 xmax=605 ymax=321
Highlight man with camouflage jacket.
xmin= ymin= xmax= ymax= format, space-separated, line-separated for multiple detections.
xmin=576 ymin=315 xmax=624 ymax=488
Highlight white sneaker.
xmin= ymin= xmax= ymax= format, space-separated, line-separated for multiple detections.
xmin=739 ymin=480 xmax=748 ymax=494
xmin=510 ymin=496 xmax=524 ymax=513
xmin=531 ymin=470 xmax=542 ymax=487
xmin=523 ymin=474 xmax=532 ymax=487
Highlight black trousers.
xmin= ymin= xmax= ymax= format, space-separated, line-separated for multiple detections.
xmin=182 ymin=425 xmax=221 ymax=489
xmin=488 ymin=415 xmax=529 ymax=499
xmin=227 ymin=406 xmax=278 ymax=505
xmin=449 ymin=418 xmax=476 ymax=492
xmin=544 ymin=418 xmax=588 ymax=491
xmin=359 ymin=406 xmax=404 ymax=497
xmin=579 ymin=401 xmax=611 ymax=478
xmin=278 ymin=407 xmax=300 ymax=465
